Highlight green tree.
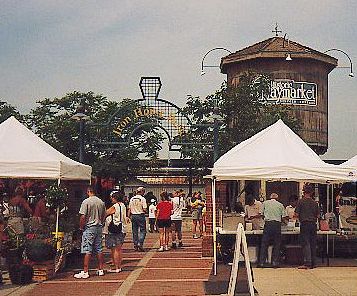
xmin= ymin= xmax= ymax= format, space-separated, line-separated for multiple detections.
xmin=26 ymin=92 xmax=165 ymax=180
xmin=182 ymin=73 xmax=299 ymax=170
xmin=0 ymin=100 xmax=22 ymax=123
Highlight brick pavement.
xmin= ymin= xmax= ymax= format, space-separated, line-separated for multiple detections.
xmin=14 ymin=231 xmax=214 ymax=296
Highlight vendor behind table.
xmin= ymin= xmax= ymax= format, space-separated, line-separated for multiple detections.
xmin=244 ymin=193 xmax=263 ymax=230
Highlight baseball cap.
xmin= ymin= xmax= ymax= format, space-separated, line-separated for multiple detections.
xmin=137 ymin=186 xmax=145 ymax=192
xmin=150 ymin=199 xmax=155 ymax=203
xmin=110 ymin=190 xmax=119 ymax=197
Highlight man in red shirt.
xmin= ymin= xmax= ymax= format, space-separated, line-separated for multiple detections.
xmin=156 ymin=191 xmax=173 ymax=251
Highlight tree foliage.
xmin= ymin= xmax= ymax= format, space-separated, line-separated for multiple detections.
xmin=25 ymin=92 xmax=164 ymax=179
xmin=0 ymin=100 xmax=22 ymax=123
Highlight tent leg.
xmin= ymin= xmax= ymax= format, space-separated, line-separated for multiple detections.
xmin=55 ymin=179 xmax=61 ymax=243
xmin=212 ymin=177 xmax=217 ymax=276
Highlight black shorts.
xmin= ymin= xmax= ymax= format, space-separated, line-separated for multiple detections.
xmin=171 ymin=220 xmax=182 ymax=232
xmin=157 ymin=219 xmax=171 ymax=228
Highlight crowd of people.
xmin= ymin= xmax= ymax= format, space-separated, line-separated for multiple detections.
xmin=74 ymin=186 xmax=206 ymax=279
xmin=244 ymin=183 xmax=320 ymax=269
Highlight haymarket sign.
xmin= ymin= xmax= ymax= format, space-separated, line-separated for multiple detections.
xmin=262 ymin=79 xmax=317 ymax=106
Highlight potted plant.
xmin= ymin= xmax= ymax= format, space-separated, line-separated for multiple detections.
xmin=2 ymin=225 xmax=25 ymax=266
xmin=25 ymin=235 xmax=56 ymax=263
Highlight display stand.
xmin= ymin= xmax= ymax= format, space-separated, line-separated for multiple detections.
xmin=227 ymin=223 xmax=255 ymax=296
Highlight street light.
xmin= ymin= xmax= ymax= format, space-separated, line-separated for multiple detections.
xmin=324 ymin=48 xmax=354 ymax=77
xmin=201 ymin=47 xmax=232 ymax=76
xmin=210 ymin=99 xmax=224 ymax=163
xmin=71 ymin=98 xmax=90 ymax=163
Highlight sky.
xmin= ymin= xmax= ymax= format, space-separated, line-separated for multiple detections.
xmin=0 ymin=0 xmax=356 ymax=160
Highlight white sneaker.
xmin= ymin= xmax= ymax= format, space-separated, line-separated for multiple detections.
xmin=158 ymin=246 xmax=164 ymax=252
xmin=74 ymin=271 xmax=89 ymax=279
xmin=97 ymin=269 xmax=105 ymax=276
xmin=108 ymin=268 xmax=122 ymax=273
xmin=164 ymin=245 xmax=170 ymax=251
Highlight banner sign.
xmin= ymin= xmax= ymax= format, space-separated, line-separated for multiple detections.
xmin=262 ymin=79 xmax=317 ymax=106
xmin=339 ymin=196 xmax=357 ymax=230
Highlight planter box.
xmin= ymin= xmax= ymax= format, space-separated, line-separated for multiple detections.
xmin=32 ymin=260 xmax=55 ymax=282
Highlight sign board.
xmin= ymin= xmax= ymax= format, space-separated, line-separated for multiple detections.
xmin=261 ymin=79 xmax=317 ymax=106
xmin=339 ymin=196 xmax=357 ymax=231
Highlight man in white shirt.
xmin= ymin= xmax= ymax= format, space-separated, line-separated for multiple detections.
xmin=128 ymin=187 xmax=147 ymax=252
xmin=171 ymin=190 xmax=185 ymax=248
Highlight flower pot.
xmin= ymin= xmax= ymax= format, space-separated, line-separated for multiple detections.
xmin=9 ymin=264 xmax=33 ymax=285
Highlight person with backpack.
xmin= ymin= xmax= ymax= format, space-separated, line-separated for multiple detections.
xmin=104 ymin=191 xmax=129 ymax=273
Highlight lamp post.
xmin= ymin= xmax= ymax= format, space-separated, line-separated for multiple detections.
xmin=212 ymin=106 xmax=221 ymax=163
xmin=201 ymin=47 xmax=232 ymax=76
xmin=71 ymin=98 xmax=90 ymax=163
xmin=324 ymin=48 xmax=354 ymax=77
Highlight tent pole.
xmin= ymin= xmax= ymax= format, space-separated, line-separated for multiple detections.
xmin=55 ymin=179 xmax=61 ymax=242
xmin=212 ymin=177 xmax=217 ymax=276
xmin=327 ymin=184 xmax=330 ymax=213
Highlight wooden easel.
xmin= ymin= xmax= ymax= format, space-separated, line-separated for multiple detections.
xmin=227 ymin=223 xmax=255 ymax=296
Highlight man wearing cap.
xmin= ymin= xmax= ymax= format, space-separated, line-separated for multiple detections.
xmin=128 ymin=187 xmax=147 ymax=251
xmin=296 ymin=183 xmax=319 ymax=269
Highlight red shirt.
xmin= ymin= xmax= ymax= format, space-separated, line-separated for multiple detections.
xmin=157 ymin=201 xmax=173 ymax=220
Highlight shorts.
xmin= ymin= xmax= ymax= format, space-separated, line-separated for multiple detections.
xmin=81 ymin=225 xmax=103 ymax=254
xmin=191 ymin=209 xmax=202 ymax=220
xmin=157 ymin=219 xmax=171 ymax=228
xmin=105 ymin=232 xmax=126 ymax=249
xmin=171 ymin=220 xmax=182 ymax=232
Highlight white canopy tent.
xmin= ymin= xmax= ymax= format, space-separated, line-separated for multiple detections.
xmin=341 ymin=155 xmax=357 ymax=169
xmin=208 ymin=119 xmax=357 ymax=274
xmin=0 ymin=116 xmax=91 ymax=180
xmin=211 ymin=119 xmax=356 ymax=183
xmin=0 ymin=116 xmax=92 ymax=240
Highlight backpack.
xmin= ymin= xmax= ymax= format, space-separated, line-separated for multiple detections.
xmin=108 ymin=204 xmax=123 ymax=234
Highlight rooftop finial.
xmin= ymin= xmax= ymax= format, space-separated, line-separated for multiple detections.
xmin=272 ymin=23 xmax=282 ymax=37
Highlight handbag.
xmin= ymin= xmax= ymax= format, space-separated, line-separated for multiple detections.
xmin=108 ymin=204 xmax=123 ymax=234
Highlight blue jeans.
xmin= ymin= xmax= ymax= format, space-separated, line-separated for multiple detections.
xmin=259 ymin=221 xmax=282 ymax=265
xmin=300 ymin=222 xmax=317 ymax=267
xmin=131 ymin=214 xmax=146 ymax=247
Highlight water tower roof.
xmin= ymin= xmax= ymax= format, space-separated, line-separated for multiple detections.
xmin=221 ymin=37 xmax=338 ymax=73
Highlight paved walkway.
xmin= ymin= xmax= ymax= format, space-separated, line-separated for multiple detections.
xmin=1 ymin=231 xmax=357 ymax=295
xmin=254 ymin=265 xmax=357 ymax=296
xmin=1 ymin=232 xmax=213 ymax=296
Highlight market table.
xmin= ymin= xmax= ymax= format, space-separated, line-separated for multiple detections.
xmin=217 ymin=227 xmax=336 ymax=266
